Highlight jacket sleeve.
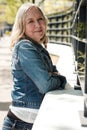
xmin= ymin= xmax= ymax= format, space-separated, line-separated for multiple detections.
xmin=18 ymin=41 xmax=66 ymax=94
xmin=52 ymin=65 xmax=58 ymax=72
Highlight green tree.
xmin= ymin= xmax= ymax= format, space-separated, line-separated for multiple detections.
xmin=5 ymin=0 xmax=26 ymax=24
xmin=0 ymin=0 xmax=31 ymax=24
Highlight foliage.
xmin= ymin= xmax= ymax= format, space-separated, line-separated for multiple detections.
xmin=77 ymin=50 xmax=85 ymax=75
xmin=5 ymin=0 xmax=22 ymax=24
xmin=74 ymin=22 xmax=86 ymax=39
xmin=0 ymin=4 xmax=6 ymax=22
xmin=0 ymin=0 xmax=74 ymax=24
xmin=0 ymin=0 xmax=31 ymax=24
xmin=44 ymin=0 xmax=74 ymax=15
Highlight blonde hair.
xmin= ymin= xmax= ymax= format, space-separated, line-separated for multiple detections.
xmin=10 ymin=2 xmax=47 ymax=49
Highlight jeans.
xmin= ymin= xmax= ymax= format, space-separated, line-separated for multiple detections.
xmin=2 ymin=116 xmax=33 ymax=130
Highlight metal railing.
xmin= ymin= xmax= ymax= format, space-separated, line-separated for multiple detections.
xmin=47 ymin=0 xmax=87 ymax=126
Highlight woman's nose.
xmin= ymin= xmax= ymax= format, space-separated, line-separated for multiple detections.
xmin=35 ymin=21 xmax=40 ymax=27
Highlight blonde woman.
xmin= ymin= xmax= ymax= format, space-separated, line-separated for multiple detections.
xmin=2 ymin=2 xmax=67 ymax=130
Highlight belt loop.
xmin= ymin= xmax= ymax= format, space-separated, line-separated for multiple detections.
xmin=12 ymin=120 xmax=17 ymax=130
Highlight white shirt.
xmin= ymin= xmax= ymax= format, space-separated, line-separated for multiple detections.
xmin=10 ymin=105 xmax=38 ymax=123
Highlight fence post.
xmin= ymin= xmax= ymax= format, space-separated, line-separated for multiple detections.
xmin=84 ymin=1 xmax=87 ymax=118
xmin=84 ymin=43 xmax=87 ymax=117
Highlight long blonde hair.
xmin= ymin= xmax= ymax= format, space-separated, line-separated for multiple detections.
xmin=10 ymin=2 xmax=47 ymax=49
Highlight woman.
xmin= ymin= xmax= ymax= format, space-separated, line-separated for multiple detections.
xmin=2 ymin=2 xmax=67 ymax=130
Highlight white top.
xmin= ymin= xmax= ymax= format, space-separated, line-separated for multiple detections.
xmin=10 ymin=105 xmax=38 ymax=123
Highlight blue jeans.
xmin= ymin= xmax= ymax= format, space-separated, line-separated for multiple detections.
xmin=2 ymin=116 xmax=33 ymax=130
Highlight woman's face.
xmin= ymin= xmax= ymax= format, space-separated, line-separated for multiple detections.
xmin=25 ymin=7 xmax=47 ymax=43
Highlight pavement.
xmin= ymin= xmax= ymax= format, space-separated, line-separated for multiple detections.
xmin=0 ymin=36 xmax=12 ymax=129
xmin=0 ymin=36 xmax=77 ymax=129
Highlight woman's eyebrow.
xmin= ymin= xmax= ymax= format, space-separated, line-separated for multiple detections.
xmin=26 ymin=18 xmax=33 ymax=21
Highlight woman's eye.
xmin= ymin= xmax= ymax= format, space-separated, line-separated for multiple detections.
xmin=38 ymin=18 xmax=43 ymax=21
xmin=28 ymin=20 xmax=33 ymax=23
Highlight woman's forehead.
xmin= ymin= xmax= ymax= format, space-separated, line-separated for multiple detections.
xmin=26 ymin=6 xmax=43 ymax=18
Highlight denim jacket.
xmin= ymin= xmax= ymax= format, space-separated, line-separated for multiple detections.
xmin=11 ymin=39 xmax=66 ymax=109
